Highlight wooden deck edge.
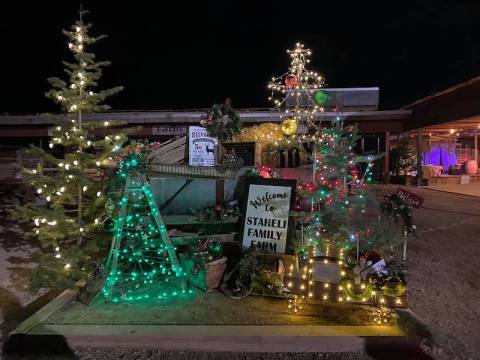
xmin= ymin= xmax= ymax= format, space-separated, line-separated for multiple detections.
xmin=25 ymin=324 xmax=405 ymax=337
xmin=9 ymin=324 xmax=411 ymax=353
xmin=9 ymin=287 xmax=78 ymax=335
xmin=422 ymin=186 xmax=480 ymax=198
xmin=55 ymin=334 xmax=408 ymax=353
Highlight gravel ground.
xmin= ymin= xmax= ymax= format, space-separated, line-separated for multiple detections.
xmin=1 ymin=184 xmax=480 ymax=359
xmin=398 ymin=186 xmax=480 ymax=360
xmin=0 ymin=184 xmax=52 ymax=340
xmin=1 ymin=349 xmax=374 ymax=360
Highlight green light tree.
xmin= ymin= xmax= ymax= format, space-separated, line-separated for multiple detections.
xmin=102 ymin=150 xmax=189 ymax=302
xmin=10 ymin=9 xmax=127 ymax=290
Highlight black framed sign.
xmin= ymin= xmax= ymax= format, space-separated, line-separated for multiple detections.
xmin=241 ymin=177 xmax=297 ymax=254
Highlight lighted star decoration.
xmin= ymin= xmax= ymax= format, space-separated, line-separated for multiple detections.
xmin=287 ymin=294 xmax=304 ymax=314
xmin=268 ymin=42 xmax=326 ymax=129
xmin=371 ymin=306 xmax=394 ymax=325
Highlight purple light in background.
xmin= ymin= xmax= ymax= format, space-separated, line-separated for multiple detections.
xmin=423 ymin=144 xmax=457 ymax=171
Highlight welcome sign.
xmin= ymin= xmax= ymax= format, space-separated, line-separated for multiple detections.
xmin=242 ymin=178 xmax=296 ymax=254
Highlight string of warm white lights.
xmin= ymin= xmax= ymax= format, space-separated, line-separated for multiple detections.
xmin=10 ymin=9 xmax=126 ymax=290
xmin=26 ymin=10 xmax=126 ymax=237
xmin=284 ymin=259 xmax=405 ymax=308
xmin=268 ymin=42 xmax=326 ymax=129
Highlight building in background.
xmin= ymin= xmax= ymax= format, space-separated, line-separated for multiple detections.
xmin=1 ymin=81 xmax=480 ymax=186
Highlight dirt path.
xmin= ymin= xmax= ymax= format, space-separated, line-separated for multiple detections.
xmin=0 ymin=184 xmax=56 ymax=348
xmin=376 ymin=185 xmax=480 ymax=360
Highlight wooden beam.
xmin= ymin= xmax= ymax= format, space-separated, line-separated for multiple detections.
xmin=383 ymin=131 xmax=390 ymax=184
xmin=475 ymin=134 xmax=478 ymax=163
xmin=216 ymin=179 xmax=224 ymax=205
xmin=159 ymin=179 xmax=194 ymax=212
xmin=406 ymin=78 xmax=480 ymax=130
xmin=416 ymin=128 xmax=423 ymax=186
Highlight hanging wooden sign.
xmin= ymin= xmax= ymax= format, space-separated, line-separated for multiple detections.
xmin=188 ymin=126 xmax=218 ymax=167
xmin=396 ymin=188 xmax=424 ymax=208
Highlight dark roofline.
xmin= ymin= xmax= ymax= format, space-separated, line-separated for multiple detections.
xmin=1 ymin=87 xmax=380 ymax=116
xmin=0 ymin=109 xmax=411 ymax=126
xmin=402 ymin=75 xmax=480 ymax=109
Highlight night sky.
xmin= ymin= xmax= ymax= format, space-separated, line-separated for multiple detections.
xmin=1 ymin=1 xmax=480 ymax=114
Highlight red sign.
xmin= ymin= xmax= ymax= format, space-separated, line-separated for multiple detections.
xmin=396 ymin=188 xmax=424 ymax=208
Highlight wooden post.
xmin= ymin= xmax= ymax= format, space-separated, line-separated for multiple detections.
xmin=396 ymin=133 xmax=401 ymax=176
xmin=216 ymin=179 xmax=224 ymax=204
xmin=356 ymin=237 xmax=360 ymax=264
xmin=383 ymin=131 xmax=390 ymax=184
xmin=311 ymin=145 xmax=317 ymax=212
xmin=416 ymin=128 xmax=423 ymax=186
xmin=475 ymin=133 xmax=478 ymax=164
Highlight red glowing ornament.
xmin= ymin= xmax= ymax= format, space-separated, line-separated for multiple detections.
xmin=303 ymin=182 xmax=315 ymax=192
xmin=285 ymin=74 xmax=298 ymax=88
xmin=258 ymin=166 xmax=272 ymax=178
xmin=214 ymin=203 xmax=224 ymax=214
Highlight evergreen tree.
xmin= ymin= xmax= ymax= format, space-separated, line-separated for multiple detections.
xmin=11 ymin=9 xmax=128 ymax=290
xmin=293 ymin=122 xmax=378 ymax=261
xmin=397 ymin=139 xmax=417 ymax=175
xmin=262 ymin=42 xmax=409 ymax=307
xmin=267 ymin=43 xmax=395 ymax=264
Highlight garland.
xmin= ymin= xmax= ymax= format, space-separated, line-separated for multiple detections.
xmin=382 ymin=281 xmax=407 ymax=297
xmin=340 ymin=280 xmax=375 ymax=302
xmin=380 ymin=191 xmax=416 ymax=234
xmin=201 ymin=99 xmax=241 ymax=142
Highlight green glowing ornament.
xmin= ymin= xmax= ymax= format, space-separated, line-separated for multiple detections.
xmin=103 ymin=217 xmax=115 ymax=232
xmin=313 ymin=90 xmax=330 ymax=106
xmin=128 ymin=158 xmax=138 ymax=167
xmin=208 ymin=241 xmax=222 ymax=255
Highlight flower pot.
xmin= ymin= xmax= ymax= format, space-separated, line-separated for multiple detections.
xmin=205 ymin=256 xmax=228 ymax=292
xmin=180 ymin=255 xmax=228 ymax=292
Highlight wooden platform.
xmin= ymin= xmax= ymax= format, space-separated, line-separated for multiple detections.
xmin=9 ymin=284 xmax=410 ymax=354
xmin=426 ymin=174 xmax=480 ymax=186
xmin=424 ymin=182 xmax=480 ymax=197
xmin=9 ymin=324 xmax=408 ymax=353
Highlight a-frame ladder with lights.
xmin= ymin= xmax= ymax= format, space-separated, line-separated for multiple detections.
xmin=104 ymin=173 xmax=185 ymax=299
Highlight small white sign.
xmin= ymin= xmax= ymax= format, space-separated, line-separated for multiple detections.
xmin=460 ymin=175 xmax=470 ymax=184
xmin=312 ymin=262 xmax=342 ymax=283
xmin=242 ymin=183 xmax=293 ymax=254
xmin=188 ymin=126 xmax=217 ymax=167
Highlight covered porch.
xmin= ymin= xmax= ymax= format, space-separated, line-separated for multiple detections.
xmin=398 ymin=76 xmax=480 ymax=194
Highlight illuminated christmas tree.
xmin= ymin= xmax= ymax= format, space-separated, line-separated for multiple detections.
xmin=267 ymin=42 xmax=379 ymax=262
xmin=267 ymin=43 xmax=406 ymax=307
xmin=102 ymin=150 xmax=189 ymax=302
xmin=295 ymin=123 xmax=378 ymax=260
xmin=11 ymin=8 xmax=127 ymax=289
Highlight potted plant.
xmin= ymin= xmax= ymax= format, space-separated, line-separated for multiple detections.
xmin=180 ymin=239 xmax=227 ymax=292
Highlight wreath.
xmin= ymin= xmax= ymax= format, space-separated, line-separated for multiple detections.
xmin=381 ymin=277 xmax=407 ymax=297
xmin=201 ymin=98 xmax=241 ymax=142
xmin=340 ymin=280 xmax=375 ymax=302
